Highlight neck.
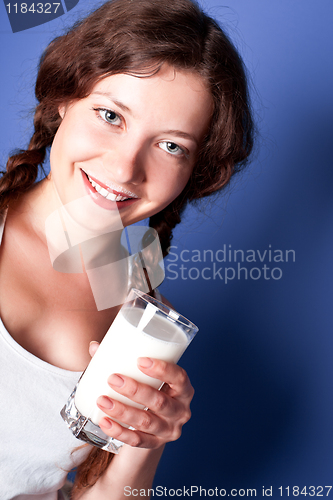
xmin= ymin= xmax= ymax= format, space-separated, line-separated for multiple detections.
xmin=11 ymin=178 xmax=129 ymax=312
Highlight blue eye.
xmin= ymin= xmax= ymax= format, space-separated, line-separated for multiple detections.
xmin=158 ymin=141 xmax=185 ymax=156
xmin=96 ymin=108 xmax=122 ymax=125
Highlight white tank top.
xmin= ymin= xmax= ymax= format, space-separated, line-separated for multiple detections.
xmin=0 ymin=216 xmax=90 ymax=499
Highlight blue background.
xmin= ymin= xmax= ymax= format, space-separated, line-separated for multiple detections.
xmin=1 ymin=0 xmax=333 ymax=496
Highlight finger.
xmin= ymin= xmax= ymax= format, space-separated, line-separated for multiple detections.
xmin=137 ymin=358 xmax=194 ymax=400
xmin=98 ymin=416 xmax=163 ymax=449
xmin=107 ymin=373 xmax=184 ymax=418
xmin=88 ymin=341 xmax=99 ymax=358
xmin=96 ymin=396 xmax=170 ymax=436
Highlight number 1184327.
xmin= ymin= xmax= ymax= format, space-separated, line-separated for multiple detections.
xmin=6 ymin=3 xmax=60 ymax=14
xmin=278 ymin=487 xmax=332 ymax=497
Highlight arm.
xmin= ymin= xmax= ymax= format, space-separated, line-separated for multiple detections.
xmin=73 ymin=356 xmax=194 ymax=499
xmin=73 ymin=445 xmax=165 ymax=499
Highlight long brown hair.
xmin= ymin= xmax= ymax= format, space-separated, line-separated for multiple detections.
xmin=0 ymin=0 xmax=254 ymax=491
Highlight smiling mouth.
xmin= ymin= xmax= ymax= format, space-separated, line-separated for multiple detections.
xmin=81 ymin=170 xmax=138 ymax=202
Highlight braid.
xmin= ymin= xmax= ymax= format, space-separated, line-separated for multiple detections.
xmin=149 ymin=196 xmax=188 ymax=258
xmin=0 ymin=152 xmax=39 ymax=211
xmin=0 ymin=103 xmax=58 ymax=213
xmin=72 ymin=448 xmax=114 ymax=494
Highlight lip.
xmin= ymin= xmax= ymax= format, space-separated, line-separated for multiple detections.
xmin=82 ymin=169 xmax=138 ymax=198
xmin=81 ymin=169 xmax=140 ymax=210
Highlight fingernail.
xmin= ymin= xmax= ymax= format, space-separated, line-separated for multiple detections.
xmin=100 ymin=418 xmax=112 ymax=429
xmin=108 ymin=374 xmax=125 ymax=387
xmin=97 ymin=396 xmax=114 ymax=409
xmin=138 ymin=357 xmax=153 ymax=368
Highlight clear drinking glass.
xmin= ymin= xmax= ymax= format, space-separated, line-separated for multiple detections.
xmin=61 ymin=288 xmax=198 ymax=454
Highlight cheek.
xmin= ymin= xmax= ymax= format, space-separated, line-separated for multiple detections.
xmin=151 ymin=168 xmax=192 ymax=207
xmin=50 ymin=120 xmax=101 ymax=168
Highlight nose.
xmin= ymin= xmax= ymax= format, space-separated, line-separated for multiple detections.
xmin=102 ymin=140 xmax=146 ymax=186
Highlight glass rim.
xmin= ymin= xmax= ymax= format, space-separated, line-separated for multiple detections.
xmin=130 ymin=288 xmax=198 ymax=333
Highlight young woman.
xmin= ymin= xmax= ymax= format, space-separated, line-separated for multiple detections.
xmin=0 ymin=0 xmax=253 ymax=497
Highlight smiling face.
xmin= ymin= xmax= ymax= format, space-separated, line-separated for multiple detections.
xmin=49 ymin=65 xmax=213 ymax=228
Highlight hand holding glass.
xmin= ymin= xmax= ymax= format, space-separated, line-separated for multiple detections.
xmin=61 ymin=288 xmax=198 ymax=453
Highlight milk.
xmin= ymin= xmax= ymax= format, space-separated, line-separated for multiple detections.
xmin=74 ymin=308 xmax=189 ymax=425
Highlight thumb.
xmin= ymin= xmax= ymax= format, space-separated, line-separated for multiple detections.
xmin=89 ymin=341 xmax=100 ymax=358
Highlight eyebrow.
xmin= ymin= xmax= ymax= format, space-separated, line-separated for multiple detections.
xmin=91 ymin=92 xmax=132 ymax=114
xmin=162 ymin=130 xmax=199 ymax=146
xmin=91 ymin=91 xmax=199 ymax=146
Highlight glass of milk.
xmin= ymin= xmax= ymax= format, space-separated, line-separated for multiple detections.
xmin=60 ymin=288 xmax=198 ymax=453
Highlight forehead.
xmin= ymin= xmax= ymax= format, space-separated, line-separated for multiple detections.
xmin=93 ymin=64 xmax=210 ymax=98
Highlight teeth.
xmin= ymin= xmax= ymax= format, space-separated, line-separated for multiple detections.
xmin=99 ymin=187 xmax=109 ymax=197
xmin=86 ymin=175 xmax=130 ymax=201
